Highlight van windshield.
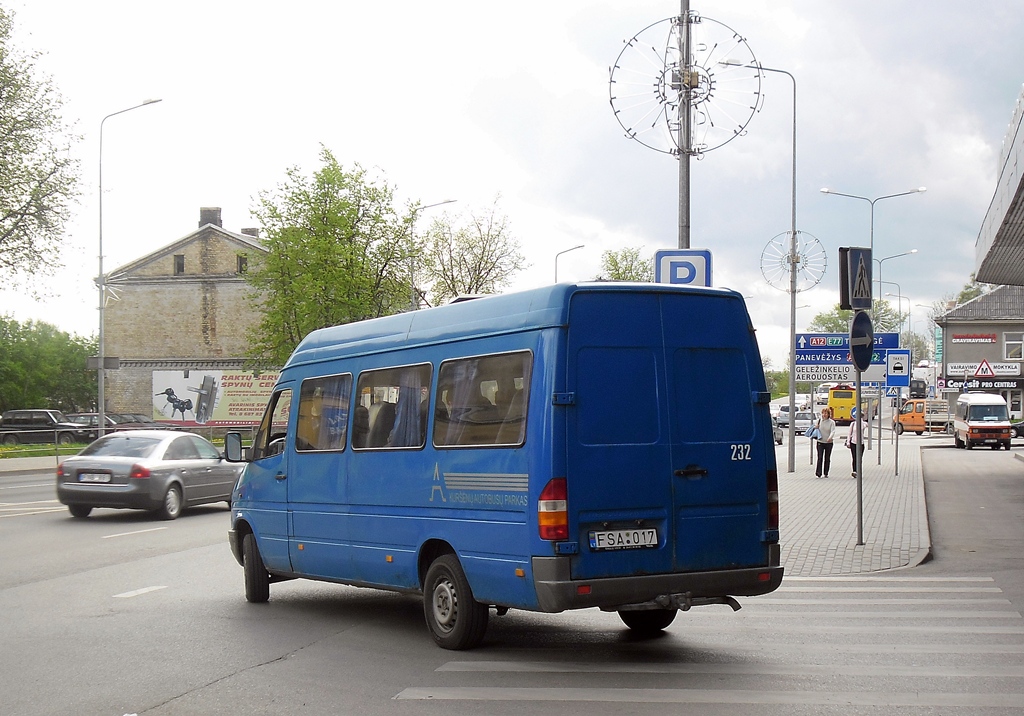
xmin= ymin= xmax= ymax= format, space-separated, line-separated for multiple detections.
xmin=968 ymin=405 xmax=1008 ymax=422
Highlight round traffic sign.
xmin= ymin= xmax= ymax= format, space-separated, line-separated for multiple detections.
xmin=849 ymin=310 xmax=874 ymax=372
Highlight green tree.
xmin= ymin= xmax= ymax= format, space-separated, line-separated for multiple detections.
xmin=0 ymin=8 xmax=79 ymax=283
xmin=807 ymin=300 xmax=905 ymax=333
xmin=245 ymin=148 xmax=415 ymax=366
xmin=420 ymin=198 xmax=527 ymax=305
xmin=595 ymin=247 xmax=653 ymax=282
xmin=0 ymin=317 xmax=96 ymax=412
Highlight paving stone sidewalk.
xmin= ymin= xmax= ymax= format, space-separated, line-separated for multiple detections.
xmin=777 ymin=432 xmax=930 ymax=577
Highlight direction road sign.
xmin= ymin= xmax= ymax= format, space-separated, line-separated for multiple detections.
xmin=795 ymin=332 xmax=899 ymax=350
xmin=795 ymin=349 xmax=885 ymax=366
xmin=794 ymin=364 xmax=886 ymax=383
xmin=654 ymin=249 xmax=713 ymax=286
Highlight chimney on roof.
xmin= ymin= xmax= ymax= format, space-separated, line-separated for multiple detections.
xmin=199 ymin=207 xmax=222 ymax=227
xmin=241 ymin=227 xmax=260 ymax=238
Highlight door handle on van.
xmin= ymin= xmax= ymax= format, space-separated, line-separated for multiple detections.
xmin=275 ymin=471 xmax=287 ymax=481
xmin=674 ymin=466 xmax=708 ymax=478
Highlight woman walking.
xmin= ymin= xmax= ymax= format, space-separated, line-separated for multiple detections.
xmin=846 ymin=409 xmax=869 ymax=478
xmin=814 ymin=407 xmax=836 ymax=478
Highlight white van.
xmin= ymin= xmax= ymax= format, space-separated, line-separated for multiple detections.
xmin=953 ymin=393 xmax=1011 ymax=450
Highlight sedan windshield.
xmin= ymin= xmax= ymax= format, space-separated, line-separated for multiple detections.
xmin=79 ymin=435 xmax=162 ymax=458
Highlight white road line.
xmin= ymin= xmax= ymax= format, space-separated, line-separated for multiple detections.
xmin=0 ymin=483 xmax=55 ymax=490
xmin=0 ymin=507 xmax=67 ymax=518
xmin=783 ymin=576 xmax=995 ymax=582
xmin=394 ymin=687 xmax=1024 ymax=707
xmin=102 ymin=527 xmax=168 ymax=539
xmin=684 ymin=610 xmax=1022 ymax=619
xmin=113 ymin=586 xmax=167 ymax=599
xmin=0 ymin=499 xmax=61 ymax=506
xmin=751 ymin=597 xmax=1013 ymax=605
xmin=436 ymin=660 xmax=1024 ymax=678
xmin=776 ymin=586 xmax=1003 ymax=593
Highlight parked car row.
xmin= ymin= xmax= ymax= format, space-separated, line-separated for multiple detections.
xmin=0 ymin=409 xmax=94 ymax=446
xmin=66 ymin=412 xmax=179 ymax=439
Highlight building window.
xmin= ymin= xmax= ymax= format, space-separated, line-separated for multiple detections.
xmin=1005 ymin=332 xmax=1023 ymax=360
xmin=173 ymin=254 xmax=185 ymax=275
xmin=236 ymin=255 xmax=248 ymax=274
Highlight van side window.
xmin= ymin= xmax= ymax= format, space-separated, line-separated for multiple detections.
xmin=354 ymin=364 xmax=432 ymax=450
xmin=296 ymin=374 xmax=352 ymax=452
xmin=434 ymin=351 xmax=532 ymax=448
xmin=251 ymin=389 xmax=292 ymax=460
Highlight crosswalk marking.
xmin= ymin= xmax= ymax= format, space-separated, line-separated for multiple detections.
xmin=394 ymin=573 xmax=1024 ymax=706
xmin=395 ymin=687 xmax=1024 ymax=708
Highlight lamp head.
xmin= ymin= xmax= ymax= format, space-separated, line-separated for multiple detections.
xmin=820 ymin=187 xmax=831 ymax=194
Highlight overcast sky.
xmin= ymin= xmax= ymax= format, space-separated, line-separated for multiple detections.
xmin=3 ymin=1 xmax=1023 ymax=368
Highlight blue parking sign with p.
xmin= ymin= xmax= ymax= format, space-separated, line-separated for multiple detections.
xmin=655 ymin=249 xmax=713 ymax=287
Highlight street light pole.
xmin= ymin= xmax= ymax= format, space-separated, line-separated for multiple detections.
xmin=722 ymin=59 xmax=798 ymax=471
xmin=821 ymin=188 xmax=924 ymax=466
xmin=885 ymin=286 xmax=910 ymax=476
xmin=98 ymin=99 xmax=161 ymax=439
xmin=408 ymin=199 xmax=457 ymax=311
xmin=554 ymin=244 xmax=585 ymax=283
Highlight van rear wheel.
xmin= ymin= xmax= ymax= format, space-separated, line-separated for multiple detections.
xmin=618 ymin=608 xmax=677 ymax=634
xmin=423 ymin=554 xmax=488 ymax=650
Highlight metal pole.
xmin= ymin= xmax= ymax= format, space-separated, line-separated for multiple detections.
xmin=97 ymin=99 xmax=161 ymax=439
xmin=408 ymin=199 xmax=457 ymax=310
xmin=555 ymin=244 xmax=585 ymax=283
xmin=678 ymin=0 xmax=690 ymax=249
xmin=855 ymin=367 xmax=864 ymax=545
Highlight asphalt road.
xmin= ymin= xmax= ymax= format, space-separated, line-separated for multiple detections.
xmin=1 ymin=449 xmax=1022 ymax=715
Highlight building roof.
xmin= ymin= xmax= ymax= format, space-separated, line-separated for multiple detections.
xmin=105 ymin=218 xmax=266 ymax=282
xmin=937 ymin=284 xmax=1024 ymax=323
xmin=976 ymin=85 xmax=1024 ymax=286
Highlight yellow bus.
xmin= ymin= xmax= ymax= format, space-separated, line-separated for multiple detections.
xmin=827 ymin=385 xmax=856 ymax=425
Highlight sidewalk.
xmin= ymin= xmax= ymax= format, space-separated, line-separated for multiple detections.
xmin=777 ymin=432 xmax=930 ymax=577
xmin=3 ymin=438 xmax=931 ymax=579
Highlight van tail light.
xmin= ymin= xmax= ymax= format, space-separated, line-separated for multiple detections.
xmin=538 ymin=478 xmax=568 ymax=541
xmin=129 ymin=464 xmax=151 ymax=479
xmin=767 ymin=469 xmax=779 ymax=530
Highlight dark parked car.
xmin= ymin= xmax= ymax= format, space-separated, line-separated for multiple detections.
xmin=0 ymin=409 xmax=94 ymax=446
xmin=56 ymin=430 xmax=243 ymax=519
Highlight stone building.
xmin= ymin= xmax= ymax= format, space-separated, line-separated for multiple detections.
xmin=936 ymin=284 xmax=1024 ymax=419
xmin=102 ymin=207 xmax=272 ymax=424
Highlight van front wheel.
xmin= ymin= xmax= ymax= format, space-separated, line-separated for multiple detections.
xmin=619 ymin=608 xmax=678 ymax=634
xmin=242 ymin=533 xmax=270 ymax=603
xmin=424 ymin=554 xmax=488 ymax=650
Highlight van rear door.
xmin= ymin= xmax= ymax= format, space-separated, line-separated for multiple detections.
xmin=566 ymin=290 xmax=770 ymax=580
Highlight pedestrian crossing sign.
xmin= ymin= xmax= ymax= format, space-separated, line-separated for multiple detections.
xmin=838 ymin=247 xmax=872 ymax=310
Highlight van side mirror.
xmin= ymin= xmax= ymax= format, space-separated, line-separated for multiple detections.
xmin=224 ymin=432 xmax=247 ymax=462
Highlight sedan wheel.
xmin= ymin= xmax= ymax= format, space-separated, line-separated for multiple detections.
xmin=2 ymin=434 xmax=17 ymax=446
xmin=156 ymin=485 xmax=182 ymax=520
xmin=68 ymin=504 xmax=92 ymax=518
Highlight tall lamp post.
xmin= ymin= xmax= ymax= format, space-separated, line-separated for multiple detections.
xmin=822 ymin=188 xmax=924 ymax=466
xmin=722 ymin=59 xmax=798 ymax=472
xmin=869 ymin=252 xmax=917 ymax=463
xmin=97 ymin=99 xmax=162 ymax=438
xmin=554 ymin=244 xmax=585 ymax=283
xmin=408 ymin=199 xmax=457 ymax=311
xmin=885 ymin=286 xmax=911 ymax=475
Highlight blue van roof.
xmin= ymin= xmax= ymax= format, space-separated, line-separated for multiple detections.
xmin=287 ymin=282 xmax=743 ymax=368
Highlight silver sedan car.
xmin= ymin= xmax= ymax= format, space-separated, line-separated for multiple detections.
xmin=56 ymin=430 xmax=242 ymax=519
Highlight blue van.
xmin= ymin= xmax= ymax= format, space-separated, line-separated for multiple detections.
xmin=226 ymin=283 xmax=782 ymax=649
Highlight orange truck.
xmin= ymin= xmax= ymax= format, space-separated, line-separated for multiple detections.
xmin=893 ymin=399 xmax=952 ymax=435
